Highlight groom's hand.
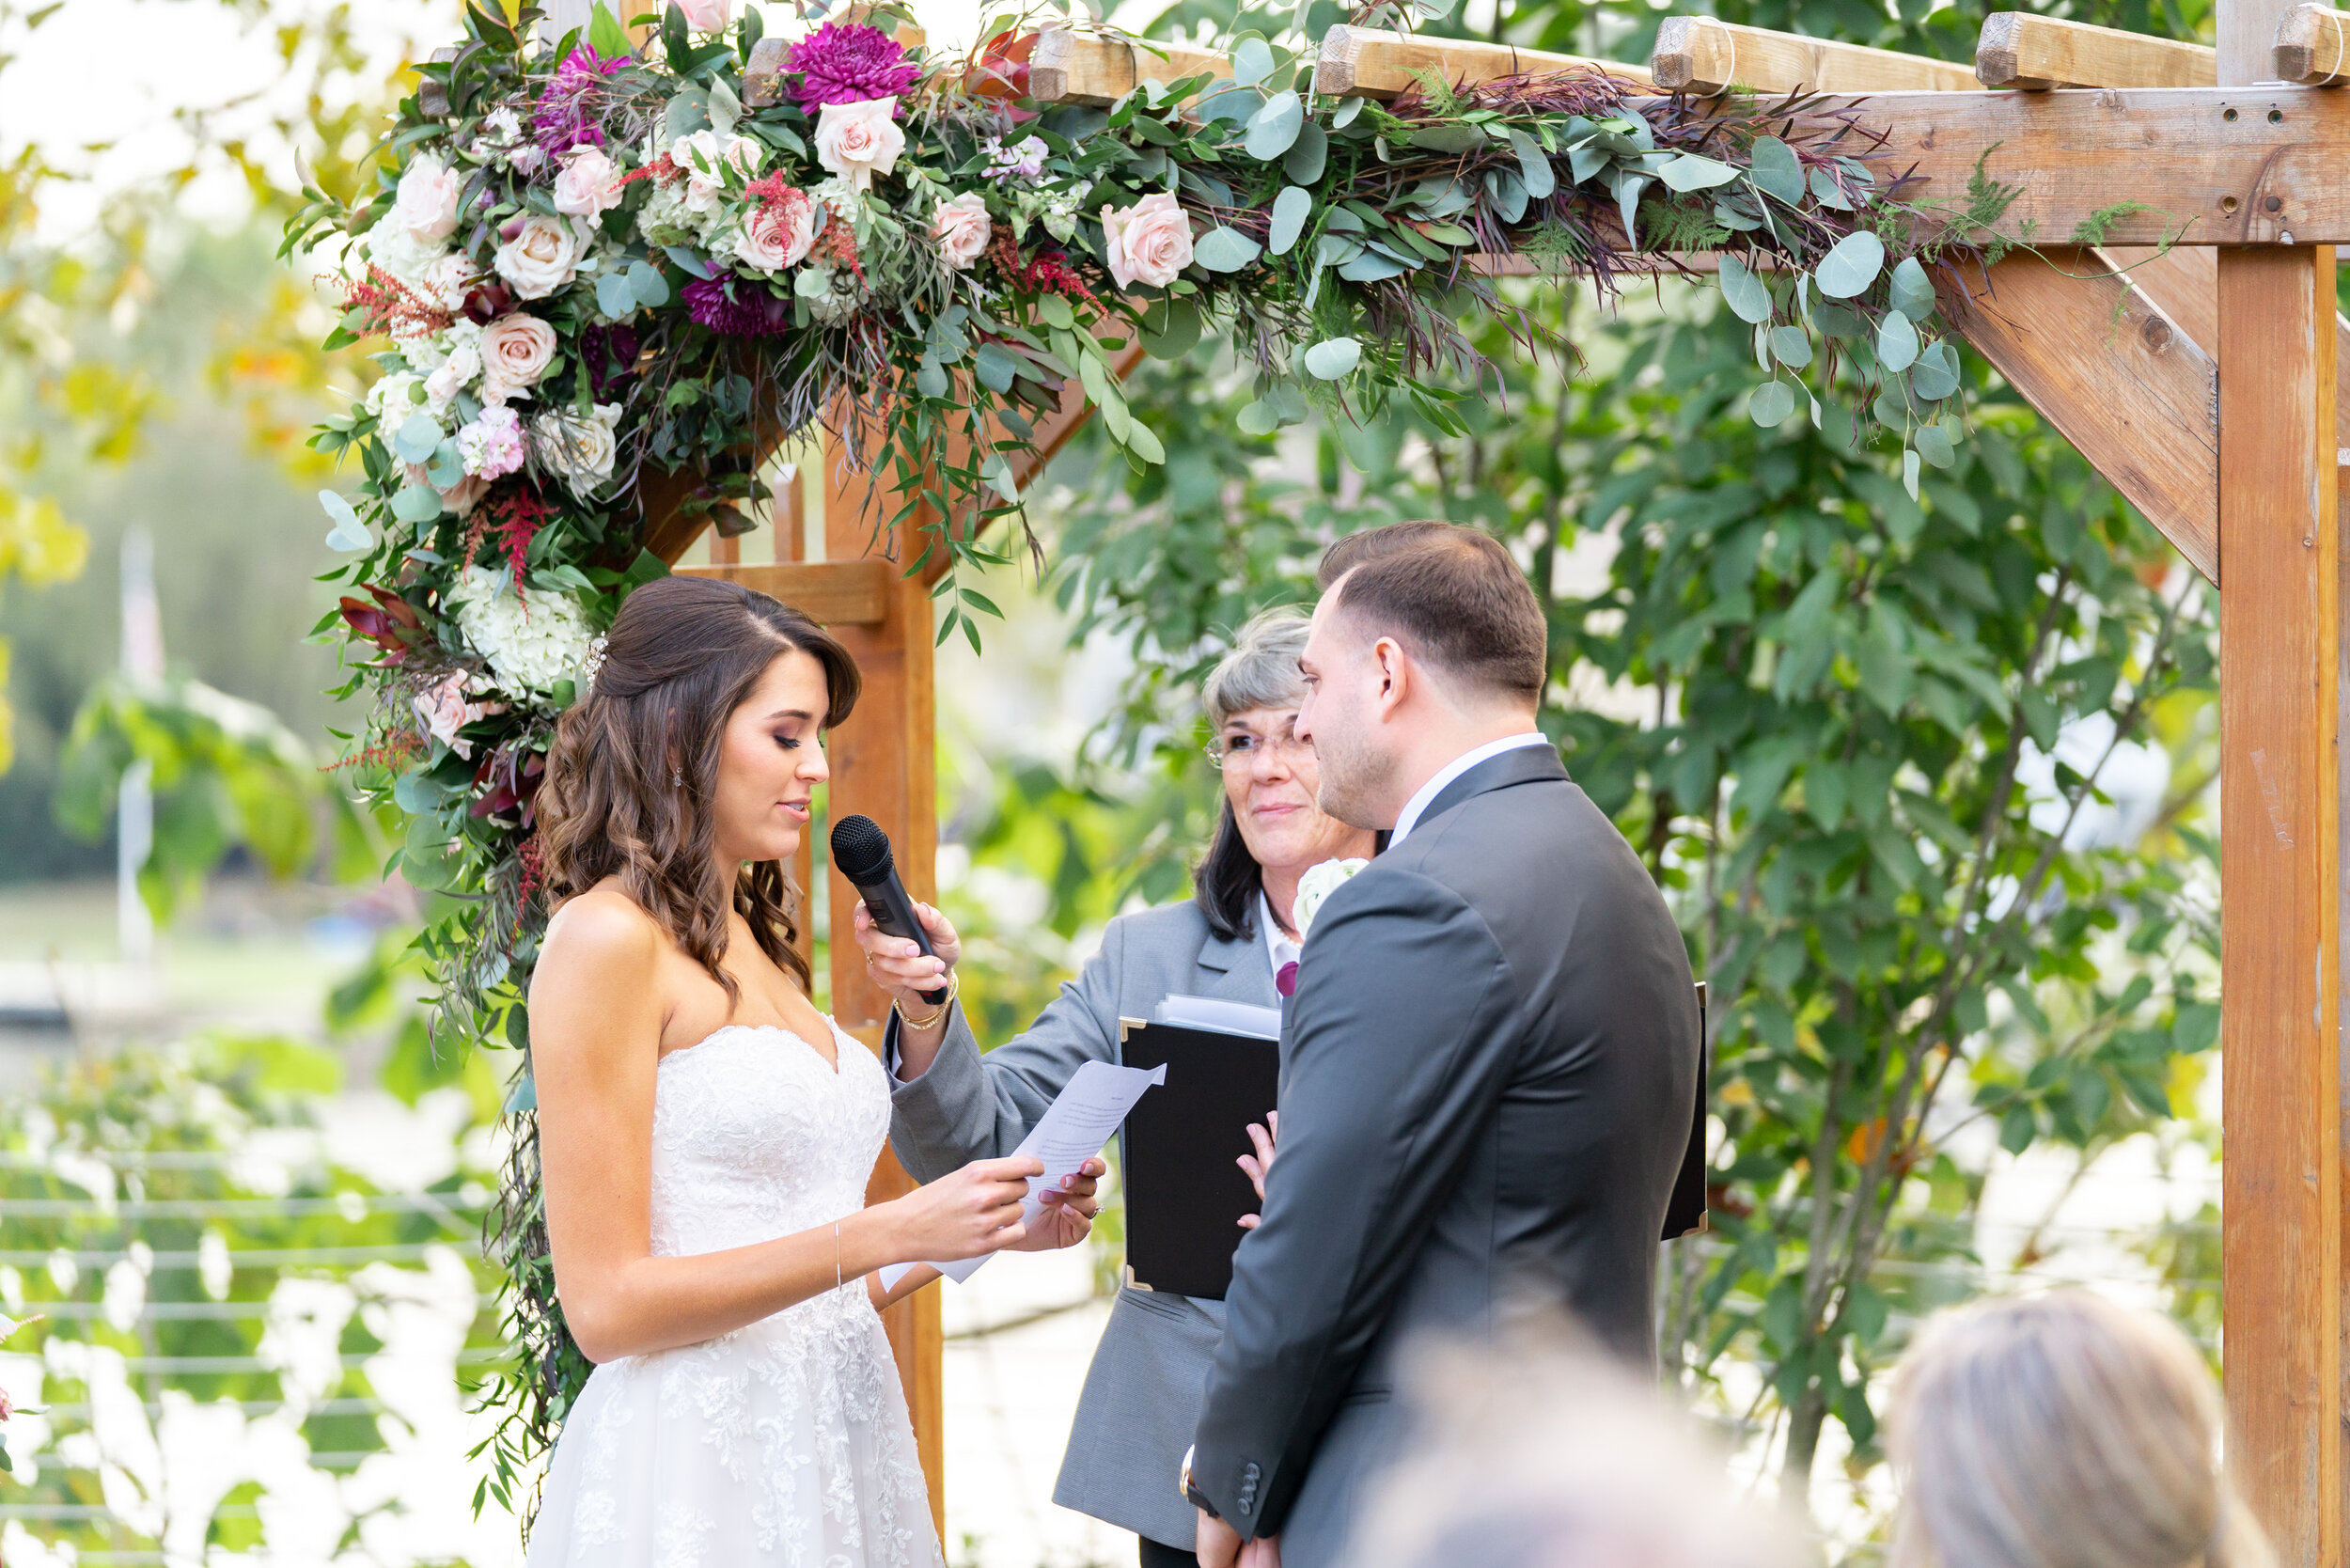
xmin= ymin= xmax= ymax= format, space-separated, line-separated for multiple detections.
xmin=1196 ymin=1509 xmax=1242 ymax=1568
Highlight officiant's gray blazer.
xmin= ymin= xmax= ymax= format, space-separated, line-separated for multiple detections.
xmin=883 ymin=900 xmax=1277 ymax=1551
xmin=1190 ymin=745 xmax=1701 ymax=1566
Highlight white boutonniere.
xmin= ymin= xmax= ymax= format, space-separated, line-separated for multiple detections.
xmin=1292 ymin=857 xmax=1370 ymax=941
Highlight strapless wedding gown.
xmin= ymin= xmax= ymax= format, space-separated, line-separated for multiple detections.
xmin=526 ymin=1022 xmax=945 ymax=1568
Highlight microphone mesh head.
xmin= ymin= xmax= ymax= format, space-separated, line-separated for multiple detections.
xmin=829 ymin=813 xmax=894 ymax=882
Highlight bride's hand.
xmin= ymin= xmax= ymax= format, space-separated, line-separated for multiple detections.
xmin=1236 ymin=1111 xmax=1278 ymax=1230
xmin=851 ymin=899 xmax=962 ymax=1014
xmin=1007 ymin=1157 xmax=1106 ymax=1252
xmin=888 ymin=1156 xmax=1042 ymax=1261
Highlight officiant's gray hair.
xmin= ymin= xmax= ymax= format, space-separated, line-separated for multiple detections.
xmin=1195 ymin=606 xmax=1313 ymax=942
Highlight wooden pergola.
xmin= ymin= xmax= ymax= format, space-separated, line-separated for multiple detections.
xmin=587 ymin=0 xmax=2350 ymax=1551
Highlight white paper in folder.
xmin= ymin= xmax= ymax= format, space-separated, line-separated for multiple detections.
xmin=1152 ymin=993 xmax=1281 ymax=1041
xmin=877 ymin=1058 xmax=1166 ymax=1290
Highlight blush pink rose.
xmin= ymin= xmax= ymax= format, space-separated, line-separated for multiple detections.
xmin=1101 ymin=192 xmax=1194 ymax=290
xmin=480 ymin=314 xmax=557 ymax=403
xmin=675 ymin=0 xmax=732 ymax=28
xmin=813 ymin=98 xmax=906 ymax=194
xmin=735 ymin=191 xmax=821 ymax=273
xmin=933 ymin=191 xmax=993 ymax=271
xmin=413 ymin=671 xmax=498 ymax=760
xmin=552 ymin=146 xmax=625 ymax=217
xmin=393 ymin=154 xmax=463 ymax=244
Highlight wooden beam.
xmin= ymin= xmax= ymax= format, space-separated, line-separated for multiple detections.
xmin=1650 ymin=17 xmax=1973 ymax=95
xmin=1755 ymin=86 xmax=2350 ymax=244
xmin=1975 ymin=12 xmax=2216 ymax=88
xmin=669 ymin=558 xmax=893 ymax=624
xmin=2218 ymin=241 xmax=2345 ymax=1568
xmin=1027 ymin=28 xmax=1232 ymax=104
xmin=1315 ymin=24 xmax=1650 ymax=99
xmin=1933 ymin=248 xmax=2217 ymax=580
xmin=2277 ymin=3 xmax=2350 ymax=83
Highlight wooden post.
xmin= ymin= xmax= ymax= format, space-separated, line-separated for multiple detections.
xmin=821 ymin=437 xmax=948 ymax=1538
xmin=2217 ymin=1 xmax=2344 ymax=1559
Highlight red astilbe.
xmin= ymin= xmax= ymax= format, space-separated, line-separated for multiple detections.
xmin=461 ymin=485 xmax=553 ymax=583
xmin=987 ymin=232 xmax=1100 ymax=307
xmin=813 ymin=215 xmax=865 ymax=284
xmin=616 ymin=153 xmax=682 ymax=191
xmin=342 ymin=263 xmax=455 ymax=337
xmin=511 ymin=833 xmax=546 ymax=933
xmin=326 ymin=730 xmax=427 ymax=773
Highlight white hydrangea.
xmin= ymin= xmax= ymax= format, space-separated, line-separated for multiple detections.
xmin=448 ymin=565 xmax=598 ymax=698
xmin=366 ymin=371 xmax=431 ymax=423
xmin=362 ymin=212 xmax=449 ymax=288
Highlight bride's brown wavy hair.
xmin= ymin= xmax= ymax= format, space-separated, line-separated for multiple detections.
xmin=536 ymin=574 xmax=860 ymax=998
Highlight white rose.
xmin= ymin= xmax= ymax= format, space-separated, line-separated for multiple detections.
xmin=393 ymin=154 xmax=463 ymax=243
xmin=363 ymin=213 xmax=446 ymax=287
xmin=423 ymin=322 xmax=484 ymax=406
xmin=670 ymin=130 xmax=763 ymax=212
xmin=933 ymin=191 xmax=993 ymax=271
xmin=1101 ymin=192 xmax=1194 ymax=290
xmin=813 ymin=98 xmax=905 ymax=194
xmin=493 ymin=213 xmax=589 ymax=300
xmin=533 ymin=402 xmax=622 ymax=494
xmin=553 ymin=145 xmax=625 ymax=217
xmin=1292 ymin=856 xmax=1370 ymax=940
xmin=479 ymin=313 xmax=558 ymax=403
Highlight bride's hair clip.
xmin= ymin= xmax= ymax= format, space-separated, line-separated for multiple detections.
xmin=582 ymin=634 xmax=611 ymax=692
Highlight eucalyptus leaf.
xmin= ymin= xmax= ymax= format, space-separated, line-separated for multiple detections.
xmin=1904 ymin=447 xmax=1922 ymax=501
xmin=1812 ymin=301 xmax=1865 ymax=339
xmin=1246 ymin=90 xmax=1305 ymax=160
xmin=1509 ymin=129 xmax=1556 ymax=197
xmin=1877 ymin=308 xmax=1920 ymax=373
xmin=425 ymin=438 xmax=464 ymax=490
xmin=1484 ymin=167 xmax=1528 ymax=224
xmin=1193 ymin=225 xmax=1263 ymax=272
xmin=393 ymin=414 xmax=443 ymax=463
xmin=1410 ymin=123 xmax=1483 ymax=154
xmin=916 ymin=353 xmax=949 ymax=399
xmin=1331 ymin=95 xmax=1365 ymax=130
xmin=1815 ymin=229 xmax=1887 ymax=298
xmin=1315 ymin=233 xmax=1366 ymax=268
xmin=1615 ymin=171 xmax=1650 ymax=247
xmin=1908 ymin=342 xmax=1961 ymax=401
xmin=973 ymin=341 xmax=1018 ymax=391
xmin=1888 ymin=257 xmax=1936 ymax=321
xmin=320 ymin=490 xmax=370 ymax=552
xmin=1747 ymin=137 xmax=1807 ymax=205
xmin=1236 ymin=399 xmax=1281 ymax=435
xmin=391 ymin=483 xmax=446 ymax=524
xmin=1660 ymin=153 xmax=1740 ymax=193
xmin=1304 ymin=337 xmax=1361 ymax=379
xmin=1718 ymin=255 xmax=1772 ymax=324
xmin=1140 ymin=297 xmax=1202 ymax=359
xmin=595 ymin=268 xmax=636 ymax=318
xmin=626 ymin=259 xmax=670 ymax=307
xmin=1283 ymin=121 xmax=1327 ymax=184
xmin=1232 ymin=37 xmax=1276 ymax=87
xmin=1750 ymin=380 xmax=1797 ymax=428
xmin=1266 ymin=381 xmax=1310 ymax=424
xmin=1915 ymin=423 xmax=1956 ymax=468
xmin=1809 ymin=164 xmax=1853 ymax=210
xmin=1268 ymin=185 xmax=1313 ymax=256
xmin=981 ymin=453 xmax=1020 ymax=504
xmin=1769 ymin=325 xmax=1813 ymax=368
xmin=1337 ymin=249 xmax=1409 ymax=282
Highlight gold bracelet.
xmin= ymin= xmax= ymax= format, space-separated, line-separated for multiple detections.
xmin=834 ymin=1219 xmax=842 ymax=1292
xmin=892 ymin=969 xmax=959 ymax=1031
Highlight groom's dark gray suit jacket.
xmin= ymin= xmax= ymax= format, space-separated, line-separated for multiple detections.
xmin=1190 ymin=745 xmax=1700 ymax=1560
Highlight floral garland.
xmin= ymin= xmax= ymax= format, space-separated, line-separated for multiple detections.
xmin=288 ymin=0 xmax=1992 ymax=1510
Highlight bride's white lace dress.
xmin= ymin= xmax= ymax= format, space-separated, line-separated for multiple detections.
xmin=526 ymin=1022 xmax=946 ymax=1568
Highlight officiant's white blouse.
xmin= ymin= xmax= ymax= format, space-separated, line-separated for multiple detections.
xmin=1261 ymin=893 xmax=1300 ymax=972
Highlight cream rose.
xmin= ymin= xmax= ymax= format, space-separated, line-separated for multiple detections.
xmin=393 ymin=154 xmax=463 ymax=244
xmin=933 ymin=191 xmax=993 ymax=271
xmin=553 ymin=146 xmax=625 ymax=217
xmin=1101 ymin=192 xmax=1194 ymax=290
xmin=670 ymin=130 xmax=763 ymax=212
xmin=493 ymin=213 xmax=588 ymax=299
xmin=675 ymin=0 xmax=732 ymax=28
xmin=733 ymin=194 xmax=821 ymax=274
xmin=813 ymin=98 xmax=905 ymax=194
xmin=534 ymin=402 xmax=623 ymax=494
xmin=480 ymin=313 xmax=558 ymax=403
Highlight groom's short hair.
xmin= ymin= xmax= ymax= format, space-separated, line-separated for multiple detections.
xmin=1319 ymin=523 xmax=1547 ymax=702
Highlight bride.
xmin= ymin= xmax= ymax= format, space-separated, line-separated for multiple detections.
xmin=521 ymin=575 xmax=1102 ymax=1566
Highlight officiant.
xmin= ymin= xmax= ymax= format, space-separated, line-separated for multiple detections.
xmin=854 ymin=607 xmax=1376 ymax=1568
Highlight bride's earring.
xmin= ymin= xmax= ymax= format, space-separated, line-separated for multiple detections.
xmin=672 ymin=766 xmax=683 ymax=787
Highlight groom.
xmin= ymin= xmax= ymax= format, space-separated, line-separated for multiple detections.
xmin=1185 ymin=523 xmax=1701 ymax=1568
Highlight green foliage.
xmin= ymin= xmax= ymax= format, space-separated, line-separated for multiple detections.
xmin=52 ymin=670 xmax=367 ymax=922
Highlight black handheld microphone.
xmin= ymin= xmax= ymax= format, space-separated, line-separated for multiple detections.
xmin=829 ymin=813 xmax=949 ymax=1006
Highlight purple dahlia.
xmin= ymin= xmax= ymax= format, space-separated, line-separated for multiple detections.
xmin=683 ymin=275 xmax=792 ymax=337
xmin=532 ymin=43 xmax=630 ymax=157
xmin=787 ymin=22 xmax=920 ymax=112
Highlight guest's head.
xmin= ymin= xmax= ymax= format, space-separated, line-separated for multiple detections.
xmin=539 ymin=574 xmax=859 ymax=994
xmin=1196 ymin=607 xmax=1378 ymax=939
xmin=1889 ymin=1291 xmax=2271 ymax=1568
xmin=1300 ymin=522 xmax=1549 ymax=830
xmin=1351 ymin=1318 xmax=1804 ymax=1568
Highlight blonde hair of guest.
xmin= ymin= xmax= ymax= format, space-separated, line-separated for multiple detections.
xmin=1889 ymin=1290 xmax=2274 ymax=1568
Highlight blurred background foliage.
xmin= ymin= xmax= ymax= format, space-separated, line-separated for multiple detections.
xmin=0 ymin=0 xmax=2241 ymax=1554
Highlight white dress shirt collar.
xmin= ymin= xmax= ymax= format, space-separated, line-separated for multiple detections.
xmin=1261 ymin=891 xmax=1301 ymax=974
xmin=1388 ymin=731 xmax=1552 ymax=847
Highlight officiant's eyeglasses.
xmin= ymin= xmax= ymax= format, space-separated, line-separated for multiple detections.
xmin=1205 ymin=729 xmax=1313 ymax=769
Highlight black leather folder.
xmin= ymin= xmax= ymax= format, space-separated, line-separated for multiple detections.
xmin=1118 ymin=1020 xmax=1279 ymax=1300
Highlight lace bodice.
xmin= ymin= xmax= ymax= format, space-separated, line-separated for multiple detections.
xmin=649 ymin=1022 xmax=891 ymax=1259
